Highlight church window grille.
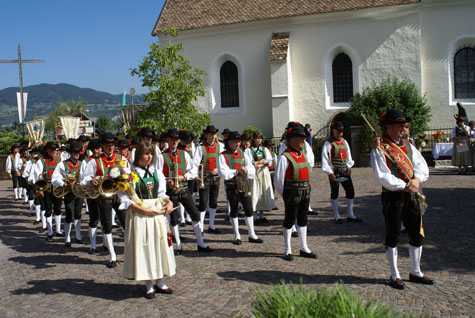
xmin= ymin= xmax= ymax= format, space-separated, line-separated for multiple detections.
xmin=332 ymin=53 xmax=353 ymax=103
xmin=454 ymin=47 xmax=475 ymax=99
xmin=220 ymin=61 xmax=239 ymax=108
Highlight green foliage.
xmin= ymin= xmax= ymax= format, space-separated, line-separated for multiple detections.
xmin=0 ymin=129 xmax=22 ymax=155
xmin=242 ymin=126 xmax=263 ymax=139
xmin=251 ymin=281 xmax=413 ymax=318
xmin=96 ymin=115 xmax=111 ymax=132
xmin=131 ymin=28 xmax=210 ymax=136
xmin=44 ymin=98 xmax=89 ymax=132
xmin=346 ymin=77 xmax=431 ymax=153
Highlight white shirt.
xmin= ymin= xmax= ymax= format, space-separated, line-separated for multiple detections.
xmin=370 ymin=140 xmax=429 ymax=191
xmin=22 ymin=159 xmax=35 ymax=179
xmin=156 ymin=149 xmax=195 ymax=180
xmin=118 ymin=165 xmax=169 ymax=210
xmin=5 ymin=153 xmax=20 ymax=174
xmin=218 ymin=149 xmax=256 ymax=181
xmin=245 ymin=146 xmax=273 ymax=166
xmin=278 ymin=140 xmax=314 ymax=168
xmin=321 ymin=139 xmax=355 ymax=175
xmin=28 ymin=156 xmax=63 ymax=184
xmin=51 ymin=159 xmax=86 ymax=187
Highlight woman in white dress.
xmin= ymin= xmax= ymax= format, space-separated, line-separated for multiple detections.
xmin=246 ymin=132 xmax=275 ymax=224
xmin=118 ymin=142 xmax=176 ymax=299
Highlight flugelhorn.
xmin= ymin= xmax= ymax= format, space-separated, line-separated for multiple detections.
xmin=34 ymin=171 xmax=50 ymax=192
xmin=198 ymin=163 xmax=205 ymax=189
xmin=236 ymin=168 xmax=250 ymax=197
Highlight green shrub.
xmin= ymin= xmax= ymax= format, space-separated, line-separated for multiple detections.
xmin=251 ymin=281 xmax=412 ymax=318
xmin=0 ymin=130 xmax=22 ymax=155
xmin=242 ymin=126 xmax=263 ymax=139
xmin=346 ymin=77 xmax=431 ymax=153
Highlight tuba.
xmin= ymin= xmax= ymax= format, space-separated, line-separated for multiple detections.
xmin=236 ymin=169 xmax=250 ymax=197
xmin=98 ymin=177 xmax=117 ymax=198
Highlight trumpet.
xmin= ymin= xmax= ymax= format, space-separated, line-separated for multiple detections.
xmin=236 ymin=168 xmax=250 ymax=197
xmin=198 ymin=163 xmax=205 ymax=189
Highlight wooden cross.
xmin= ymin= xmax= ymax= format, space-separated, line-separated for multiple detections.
xmin=0 ymin=44 xmax=44 ymax=123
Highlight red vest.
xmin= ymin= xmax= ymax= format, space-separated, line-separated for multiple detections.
xmin=329 ymin=137 xmax=347 ymax=160
xmin=201 ymin=141 xmax=219 ymax=171
xmin=95 ymin=153 xmax=120 ymax=176
xmin=43 ymin=156 xmax=60 ymax=179
xmin=223 ymin=149 xmax=245 ymax=170
xmin=162 ymin=149 xmax=186 ymax=178
xmin=283 ymin=150 xmax=310 ymax=181
xmin=65 ymin=159 xmax=80 ymax=183
xmin=384 ymin=138 xmax=413 ymax=181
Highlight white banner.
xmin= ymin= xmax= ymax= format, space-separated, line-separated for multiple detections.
xmin=59 ymin=116 xmax=80 ymax=140
xmin=26 ymin=120 xmax=45 ymax=147
xmin=16 ymin=92 xmax=28 ymax=123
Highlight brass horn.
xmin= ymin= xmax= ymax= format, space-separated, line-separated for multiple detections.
xmin=98 ymin=177 xmax=117 ymax=198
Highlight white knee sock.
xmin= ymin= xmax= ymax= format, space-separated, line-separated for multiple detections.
xmin=283 ymin=227 xmax=292 ymax=255
xmin=14 ymin=188 xmax=19 ymax=199
xmin=185 ymin=212 xmax=192 ymax=223
xmin=308 ymin=198 xmax=312 ymax=212
xmin=192 ymin=221 xmax=207 ymax=248
xmin=34 ymin=203 xmax=40 ymax=220
xmin=291 ymin=224 xmax=297 ymax=233
xmin=89 ymin=227 xmax=97 ymax=249
xmin=297 ymin=226 xmax=311 ymax=253
xmin=230 ymin=217 xmax=240 ymax=240
xmin=18 ymin=188 xmax=22 ymax=199
xmin=226 ymin=199 xmax=231 ymax=215
xmin=155 ymin=279 xmax=168 ymax=290
xmin=65 ymin=223 xmax=72 ymax=243
xmin=46 ymin=216 xmax=53 ymax=236
xmin=332 ymin=199 xmax=340 ymax=220
xmin=41 ymin=210 xmax=46 ymax=228
xmin=199 ymin=211 xmax=206 ymax=232
xmin=111 ymin=209 xmax=117 ymax=226
xmin=54 ymin=215 xmax=62 ymax=234
xmin=23 ymin=188 xmax=28 ymax=202
xmin=386 ymin=247 xmax=400 ymax=280
xmin=171 ymin=225 xmax=182 ymax=250
xmin=245 ymin=216 xmax=258 ymax=240
xmin=409 ymin=245 xmax=424 ymax=277
xmin=179 ymin=203 xmax=185 ymax=224
xmin=74 ymin=219 xmax=82 ymax=240
xmin=145 ymin=280 xmax=154 ymax=294
xmin=105 ymin=233 xmax=116 ymax=262
xmin=209 ymin=208 xmax=217 ymax=230
xmin=346 ymin=198 xmax=356 ymax=219
xmin=85 ymin=200 xmax=89 ymax=213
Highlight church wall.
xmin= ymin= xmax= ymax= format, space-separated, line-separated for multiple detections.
xmin=420 ymin=1 xmax=475 ymax=127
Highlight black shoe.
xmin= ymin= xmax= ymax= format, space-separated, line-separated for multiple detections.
xmin=254 ymin=219 xmax=262 ymax=226
xmin=154 ymin=285 xmax=173 ymax=294
xmin=106 ymin=261 xmax=117 ymax=268
xmin=299 ymin=250 xmax=317 ymax=259
xmin=347 ymin=216 xmax=362 ymax=223
xmin=38 ymin=227 xmax=47 ymax=233
xmin=88 ymin=248 xmax=97 ymax=254
xmin=291 ymin=231 xmax=298 ymax=237
xmin=389 ymin=277 xmax=405 ymax=290
xmin=103 ymin=245 xmax=109 ymax=252
xmin=174 ymin=249 xmax=182 ymax=255
xmin=261 ymin=217 xmax=269 ymax=223
xmin=46 ymin=235 xmax=54 ymax=241
xmin=207 ymin=227 xmax=221 ymax=234
xmin=55 ymin=232 xmax=65 ymax=237
xmin=145 ymin=292 xmax=155 ymax=299
xmin=74 ymin=238 xmax=86 ymax=244
xmin=308 ymin=210 xmax=319 ymax=215
xmin=197 ymin=245 xmax=213 ymax=252
xmin=185 ymin=220 xmax=192 ymax=225
xmin=335 ymin=219 xmax=344 ymax=224
xmin=283 ymin=254 xmax=294 ymax=261
xmin=272 ymin=207 xmax=278 ymax=210
xmin=409 ymin=273 xmax=434 ymax=285
xmin=232 ymin=239 xmax=242 ymax=245
xmin=248 ymin=237 xmax=263 ymax=244
xmin=64 ymin=242 xmax=72 ymax=248
xmin=33 ymin=220 xmax=41 ymax=225
xmin=401 ymin=228 xmax=408 ymax=234
xmin=179 ymin=222 xmax=186 ymax=227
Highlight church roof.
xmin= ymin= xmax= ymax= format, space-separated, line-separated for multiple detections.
xmin=269 ymin=32 xmax=290 ymax=61
xmin=152 ymin=0 xmax=421 ymax=35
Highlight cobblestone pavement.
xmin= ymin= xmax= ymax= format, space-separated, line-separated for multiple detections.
xmin=0 ymin=168 xmax=473 ymax=318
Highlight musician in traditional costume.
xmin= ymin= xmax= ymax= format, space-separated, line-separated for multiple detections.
xmin=118 ymin=142 xmax=175 ymax=299
xmin=451 ymin=103 xmax=471 ymax=174
xmin=193 ymin=125 xmax=223 ymax=233
xmin=275 ymin=124 xmax=316 ymax=261
xmin=6 ymin=144 xmax=22 ymax=201
xmin=246 ymin=131 xmax=275 ymax=224
xmin=23 ymin=147 xmax=42 ymax=224
xmin=77 ymin=135 xmax=91 ymax=160
xmin=52 ymin=142 xmax=85 ymax=247
xmin=29 ymin=142 xmax=64 ymax=240
xmin=371 ymin=109 xmax=434 ymax=290
xmin=321 ymin=121 xmax=361 ymax=224
xmin=18 ymin=145 xmax=30 ymax=204
xmin=117 ymin=139 xmax=132 ymax=163
xmin=82 ymin=139 xmax=101 ymax=216
xmin=218 ymin=131 xmax=263 ymax=245
xmin=83 ymin=132 xmax=126 ymax=268
xmin=130 ymin=127 xmax=153 ymax=163
xmin=157 ymin=128 xmax=212 ymax=255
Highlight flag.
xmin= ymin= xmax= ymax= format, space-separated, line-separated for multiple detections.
xmin=16 ymin=92 xmax=28 ymax=123
xmin=122 ymin=90 xmax=126 ymax=106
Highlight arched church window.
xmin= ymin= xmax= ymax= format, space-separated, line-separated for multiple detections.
xmin=220 ymin=61 xmax=239 ymax=108
xmin=454 ymin=47 xmax=475 ymax=99
xmin=332 ymin=53 xmax=353 ymax=103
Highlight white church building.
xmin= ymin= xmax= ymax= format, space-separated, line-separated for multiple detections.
xmin=152 ymin=0 xmax=475 ymax=137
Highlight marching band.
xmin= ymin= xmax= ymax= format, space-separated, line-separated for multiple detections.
xmin=4 ymin=110 xmax=437 ymax=297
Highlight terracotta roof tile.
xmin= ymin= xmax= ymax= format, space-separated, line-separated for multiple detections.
xmin=152 ymin=0 xmax=420 ymax=35
xmin=269 ymin=32 xmax=290 ymax=61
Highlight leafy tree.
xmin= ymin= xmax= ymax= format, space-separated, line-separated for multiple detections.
xmin=0 ymin=129 xmax=22 ymax=155
xmin=96 ymin=115 xmax=111 ymax=132
xmin=45 ymin=97 xmax=89 ymax=132
xmin=130 ymin=28 xmax=210 ymax=136
xmin=346 ymin=77 xmax=431 ymax=153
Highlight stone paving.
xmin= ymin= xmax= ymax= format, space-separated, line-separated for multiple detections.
xmin=0 ymin=167 xmax=473 ymax=318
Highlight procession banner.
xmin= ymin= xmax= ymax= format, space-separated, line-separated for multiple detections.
xmin=26 ymin=119 xmax=44 ymax=147
xmin=16 ymin=92 xmax=28 ymax=123
xmin=59 ymin=116 xmax=80 ymax=140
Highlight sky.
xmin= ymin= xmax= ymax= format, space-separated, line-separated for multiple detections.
xmin=0 ymin=0 xmax=166 ymax=95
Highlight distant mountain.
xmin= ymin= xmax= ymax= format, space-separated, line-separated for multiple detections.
xmin=0 ymin=83 xmax=143 ymax=106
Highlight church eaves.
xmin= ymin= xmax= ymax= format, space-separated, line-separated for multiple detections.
xmin=152 ymin=0 xmax=421 ymax=36
xmin=269 ymin=32 xmax=290 ymax=61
